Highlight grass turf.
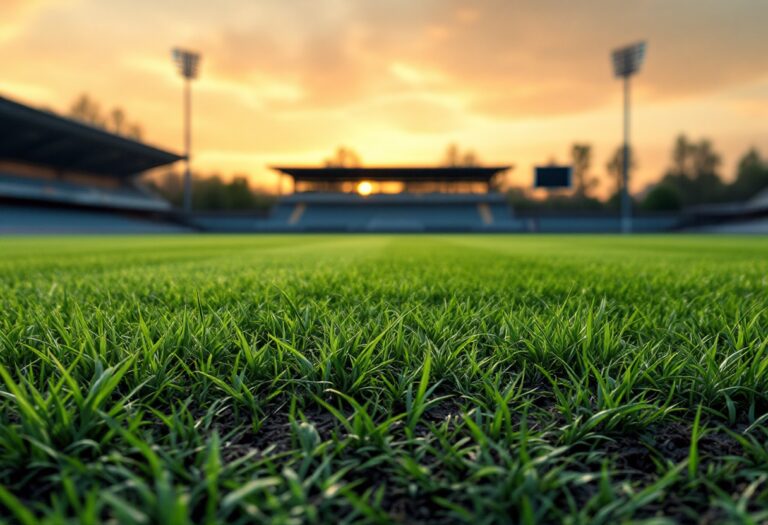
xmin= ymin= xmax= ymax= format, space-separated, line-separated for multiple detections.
xmin=0 ymin=235 xmax=767 ymax=524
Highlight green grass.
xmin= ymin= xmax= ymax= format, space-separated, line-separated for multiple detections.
xmin=1 ymin=235 xmax=767 ymax=524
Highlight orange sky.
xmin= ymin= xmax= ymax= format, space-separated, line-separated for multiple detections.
xmin=1 ymin=0 xmax=767 ymax=196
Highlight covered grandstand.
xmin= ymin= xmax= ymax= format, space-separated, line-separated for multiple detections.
xmin=260 ymin=166 xmax=517 ymax=232
xmin=0 ymin=95 xmax=189 ymax=233
xmin=680 ymin=188 xmax=768 ymax=233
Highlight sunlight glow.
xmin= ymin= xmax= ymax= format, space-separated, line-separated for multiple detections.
xmin=357 ymin=180 xmax=373 ymax=196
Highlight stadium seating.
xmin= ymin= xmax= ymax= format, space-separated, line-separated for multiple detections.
xmin=265 ymin=193 xmax=520 ymax=232
xmin=529 ymin=216 xmax=678 ymax=233
xmin=0 ymin=173 xmax=170 ymax=212
xmin=0 ymin=205 xmax=189 ymax=234
xmin=189 ymin=193 xmax=676 ymax=233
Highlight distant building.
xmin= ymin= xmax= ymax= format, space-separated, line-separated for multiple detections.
xmin=193 ymin=165 xmax=680 ymax=233
xmin=274 ymin=166 xmax=510 ymax=195
xmin=262 ymin=166 xmax=516 ymax=232
xmin=681 ymin=188 xmax=768 ymax=233
xmin=0 ymin=95 xmax=187 ymax=233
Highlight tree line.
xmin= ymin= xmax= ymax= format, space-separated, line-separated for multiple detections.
xmin=147 ymin=172 xmax=276 ymax=212
xmin=512 ymin=135 xmax=768 ymax=212
xmin=67 ymin=93 xmax=144 ymax=140
xmin=146 ymin=140 xmax=768 ymax=212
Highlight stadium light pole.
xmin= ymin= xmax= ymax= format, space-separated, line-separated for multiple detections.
xmin=172 ymin=48 xmax=201 ymax=214
xmin=611 ymin=41 xmax=646 ymax=234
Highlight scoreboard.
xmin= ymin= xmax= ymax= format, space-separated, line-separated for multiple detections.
xmin=534 ymin=166 xmax=572 ymax=189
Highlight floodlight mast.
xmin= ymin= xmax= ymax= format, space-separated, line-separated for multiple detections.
xmin=611 ymin=42 xmax=646 ymax=234
xmin=172 ymin=48 xmax=200 ymax=214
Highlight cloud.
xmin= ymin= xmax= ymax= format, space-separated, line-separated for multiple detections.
xmin=355 ymin=95 xmax=466 ymax=134
xmin=0 ymin=0 xmax=44 ymax=40
xmin=0 ymin=0 xmax=81 ymax=41
xmin=177 ymin=0 xmax=768 ymax=121
xmin=356 ymin=0 xmax=768 ymax=119
xmin=3 ymin=0 xmax=768 ymax=187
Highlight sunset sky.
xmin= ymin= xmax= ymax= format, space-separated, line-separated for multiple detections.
xmin=1 ymin=0 xmax=767 ymax=195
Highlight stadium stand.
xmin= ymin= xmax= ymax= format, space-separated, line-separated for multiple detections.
xmin=0 ymin=173 xmax=170 ymax=211
xmin=0 ymin=95 xmax=189 ymax=233
xmin=186 ymin=166 xmax=681 ymax=233
xmin=0 ymin=204 xmax=188 ymax=234
xmin=270 ymin=193 xmax=520 ymax=232
xmin=524 ymin=215 xmax=679 ymax=233
xmin=262 ymin=166 xmax=523 ymax=232
xmin=0 ymin=95 xmax=685 ymax=234
xmin=681 ymin=187 xmax=768 ymax=233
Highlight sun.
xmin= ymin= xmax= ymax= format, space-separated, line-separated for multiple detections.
xmin=357 ymin=180 xmax=373 ymax=196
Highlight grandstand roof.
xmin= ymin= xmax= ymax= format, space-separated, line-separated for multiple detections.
xmin=0 ymin=95 xmax=183 ymax=177
xmin=271 ymin=166 xmax=512 ymax=182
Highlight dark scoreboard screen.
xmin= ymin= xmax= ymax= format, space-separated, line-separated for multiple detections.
xmin=534 ymin=166 xmax=572 ymax=189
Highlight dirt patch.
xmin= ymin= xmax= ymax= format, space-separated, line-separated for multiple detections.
xmin=560 ymin=421 xmax=748 ymax=524
xmin=411 ymin=397 xmax=465 ymax=437
xmin=381 ymin=487 xmax=451 ymax=525
xmin=605 ymin=422 xmax=743 ymax=472
xmin=217 ymin=404 xmax=341 ymax=462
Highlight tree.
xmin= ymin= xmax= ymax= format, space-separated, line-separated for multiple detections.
xmin=69 ymin=93 xmax=106 ymax=128
xmin=148 ymin=171 xmax=275 ymax=211
xmin=660 ymin=134 xmax=724 ymax=206
xmin=443 ymin=144 xmax=460 ymax=167
xmin=642 ymin=184 xmax=682 ymax=211
xmin=110 ymin=108 xmax=126 ymax=135
xmin=324 ymin=146 xmax=361 ymax=167
xmin=606 ymin=145 xmax=636 ymax=206
xmin=570 ymin=143 xmax=597 ymax=197
xmin=442 ymin=143 xmax=480 ymax=167
xmin=68 ymin=93 xmax=144 ymax=140
xmin=729 ymin=148 xmax=768 ymax=201
xmin=462 ymin=150 xmax=479 ymax=167
xmin=671 ymin=135 xmax=695 ymax=176
xmin=692 ymin=139 xmax=721 ymax=177
xmin=125 ymin=124 xmax=143 ymax=141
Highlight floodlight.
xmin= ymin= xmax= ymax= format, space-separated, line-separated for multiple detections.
xmin=612 ymin=42 xmax=646 ymax=78
xmin=610 ymin=41 xmax=647 ymax=233
xmin=172 ymin=48 xmax=201 ymax=213
xmin=173 ymin=48 xmax=200 ymax=80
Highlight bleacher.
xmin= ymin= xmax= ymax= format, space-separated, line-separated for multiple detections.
xmin=0 ymin=94 xmax=185 ymax=233
xmin=527 ymin=215 xmax=679 ymax=233
xmin=269 ymin=193 xmax=520 ymax=232
xmin=0 ymin=205 xmax=188 ymax=234
xmin=0 ymin=173 xmax=170 ymax=212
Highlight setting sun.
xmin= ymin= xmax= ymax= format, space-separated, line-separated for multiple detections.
xmin=357 ymin=180 xmax=373 ymax=196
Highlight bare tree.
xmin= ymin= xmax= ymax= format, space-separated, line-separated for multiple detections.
xmin=110 ymin=108 xmax=126 ymax=135
xmin=462 ymin=151 xmax=479 ymax=167
xmin=125 ymin=124 xmax=143 ymax=141
xmin=443 ymin=144 xmax=460 ymax=167
xmin=324 ymin=146 xmax=362 ymax=167
xmin=68 ymin=93 xmax=106 ymax=128
xmin=571 ymin=143 xmax=597 ymax=197
xmin=69 ymin=94 xmax=144 ymax=140
xmin=606 ymin=145 xmax=636 ymax=196
xmin=443 ymin=144 xmax=480 ymax=167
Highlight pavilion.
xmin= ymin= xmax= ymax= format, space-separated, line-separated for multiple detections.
xmin=262 ymin=165 xmax=517 ymax=232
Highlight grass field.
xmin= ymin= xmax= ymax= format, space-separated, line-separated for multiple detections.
xmin=1 ymin=235 xmax=767 ymax=524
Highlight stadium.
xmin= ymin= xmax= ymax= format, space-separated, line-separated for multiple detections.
xmin=2 ymin=2 xmax=768 ymax=524
xmin=2 ymin=94 xmax=689 ymax=234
